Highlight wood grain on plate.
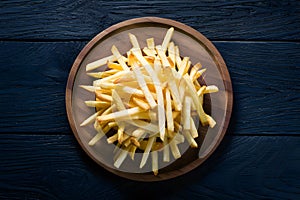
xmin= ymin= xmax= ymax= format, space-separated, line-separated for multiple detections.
xmin=1 ymin=0 xmax=299 ymax=40
xmin=0 ymin=42 xmax=299 ymax=134
xmin=65 ymin=17 xmax=232 ymax=181
xmin=0 ymin=134 xmax=299 ymax=199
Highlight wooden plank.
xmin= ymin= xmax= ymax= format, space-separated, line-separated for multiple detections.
xmin=0 ymin=1 xmax=299 ymax=40
xmin=0 ymin=134 xmax=299 ymax=199
xmin=0 ymin=41 xmax=299 ymax=134
xmin=215 ymin=41 xmax=300 ymax=135
xmin=0 ymin=41 xmax=85 ymax=133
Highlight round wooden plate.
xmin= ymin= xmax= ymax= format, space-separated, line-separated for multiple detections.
xmin=66 ymin=17 xmax=233 ymax=181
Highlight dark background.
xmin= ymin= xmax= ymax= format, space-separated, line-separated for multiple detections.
xmin=0 ymin=1 xmax=299 ymax=199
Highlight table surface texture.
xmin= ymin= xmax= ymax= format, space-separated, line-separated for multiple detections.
xmin=0 ymin=0 xmax=299 ymax=199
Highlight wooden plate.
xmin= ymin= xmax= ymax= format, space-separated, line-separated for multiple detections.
xmin=66 ymin=17 xmax=233 ymax=181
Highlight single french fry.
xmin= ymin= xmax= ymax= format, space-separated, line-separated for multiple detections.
xmin=97 ymin=107 xmax=142 ymax=122
xmin=144 ymin=38 xmax=157 ymax=58
xmin=130 ymin=112 xmax=157 ymax=121
xmin=162 ymin=27 xmax=174 ymax=52
xmin=143 ymin=47 xmax=156 ymax=57
xmin=204 ymin=85 xmax=219 ymax=94
xmin=80 ymin=85 xmax=101 ymax=92
xmin=156 ymin=45 xmax=170 ymax=67
xmin=164 ymin=67 xmax=182 ymax=111
xmin=116 ymin=81 xmax=138 ymax=87
xmin=163 ymin=135 xmax=170 ymax=162
xmin=85 ymin=101 xmax=110 ymax=108
xmin=86 ymin=55 xmax=117 ymax=71
xmin=108 ymin=121 xmax=118 ymax=128
xmin=93 ymin=118 xmax=102 ymax=131
xmin=97 ymin=88 xmax=112 ymax=95
xmin=174 ymin=121 xmax=182 ymax=133
xmin=140 ymin=136 xmax=156 ymax=168
xmin=121 ymin=133 xmax=130 ymax=144
xmin=95 ymin=92 xmax=112 ymax=102
xmin=117 ymin=125 xmax=125 ymax=143
xmin=178 ymin=79 xmax=186 ymax=103
xmin=194 ymin=79 xmax=201 ymax=90
xmin=111 ymin=45 xmax=130 ymax=71
xmin=127 ymin=52 xmax=140 ymax=66
xmin=143 ymin=38 xmax=156 ymax=56
xmin=189 ymin=63 xmax=202 ymax=80
xmin=205 ymin=114 xmax=217 ymax=128
xmin=80 ymin=111 xmax=101 ymax=126
xmin=144 ymin=56 xmax=155 ymax=65
xmin=137 ymin=131 xmax=147 ymax=142
xmin=175 ymin=46 xmax=181 ymax=69
xmin=89 ymin=122 xmax=110 ymax=146
xmin=147 ymin=38 xmax=155 ymax=50
xmin=178 ymin=57 xmax=190 ymax=75
xmin=129 ymin=33 xmax=142 ymax=53
xmin=107 ymin=62 xmax=123 ymax=70
xmin=88 ymin=130 xmax=105 ymax=146
xmin=193 ymin=68 xmax=207 ymax=82
xmin=94 ymin=71 xmax=130 ymax=85
xmin=167 ymin=57 xmax=175 ymax=68
xmin=114 ymin=147 xmax=129 ymax=168
xmin=190 ymin=117 xmax=199 ymax=138
xmin=197 ymin=86 xmax=206 ymax=96
xmin=87 ymin=69 xmax=119 ymax=78
xmin=113 ymin=142 xmax=121 ymax=154
xmin=132 ymin=97 xmax=150 ymax=110
xmin=101 ymin=105 xmax=115 ymax=116
xmin=169 ymin=138 xmax=181 ymax=159
xmin=183 ymin=96 xmax=192 ymax=130
xmin=146 ymin=83 xmax=157 ymax=93
xmin=152 ymin=77 xmax=166 ymax=141
xmin=107 ymin=134 xmax=118 ymax=144
xmin=120 ymin=137 xmax=130 ymax=147
xmin=130 ymin=137 xmax=140 ymax=147
xmin=113 ymin=72 xmax=133 ymax=83
xmin=96 ymin=123 xmax=111 ymax=134
xmin=153 ymin=58 xmax=162 ymax=75
xmin=93 ymin=81 xmax=116 ymax=89
xmin=168 ymin=42 xmax=175 ymax=67
xmin=119 ymin=85 xmax=148 ymax=98
xmin=129 ymin=145 xmax=137 ymax=160
xmin=151 ymin=151 xmax=158 ymax=176
xmin=115 ymin=74 xmax=152 ymax=85
xmin=183 ymin=74 xmax=208 ymax=126
xmin=113 ymin=145 xmax=122 ymax=162
xmin=183 ymin=130 xmax=198 ymax=148
xmin=165 ymin=88 xmax=174 ymax=132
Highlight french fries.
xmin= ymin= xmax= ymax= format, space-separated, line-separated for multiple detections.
xmin=80 ymin=27 xmax=219 ymax=175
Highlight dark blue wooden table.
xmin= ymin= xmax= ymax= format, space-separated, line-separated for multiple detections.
xmin=1 ymin=1 xmax=299 ymax=199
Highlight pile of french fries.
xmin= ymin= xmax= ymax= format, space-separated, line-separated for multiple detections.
xmin=80 ymin=27 xmax=219 ymax=175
